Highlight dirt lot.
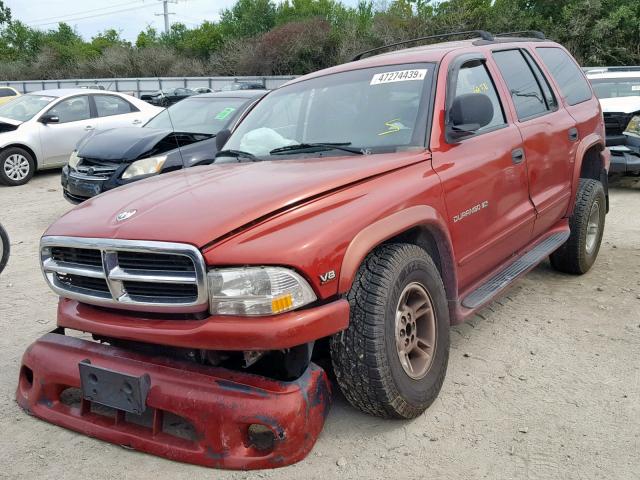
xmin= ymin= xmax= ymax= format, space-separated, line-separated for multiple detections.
xmin=0 ymin=170 xmax=638 ymax=480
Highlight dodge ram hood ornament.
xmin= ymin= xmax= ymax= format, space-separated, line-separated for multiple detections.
xmin=116 ymin=209 xmax=137 ymax=222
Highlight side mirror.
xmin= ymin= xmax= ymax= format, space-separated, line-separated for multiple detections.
xmin=446 ymin=93 xmax=494 ymax=142
xmin=39 ymin=114 xmax=60 ymax=124
xmin=215 ymin=129 xmax=231 ymax=151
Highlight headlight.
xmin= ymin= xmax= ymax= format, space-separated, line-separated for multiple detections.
xmin=208 ymin=267 xmax=317 ymax=316
xmin=625 ymin=115 xmax=640 ymax=136
xmin=121 ymin=155 xmax=167 ymax=180
xmin=68 ymin=150 xmax=81 ymax=170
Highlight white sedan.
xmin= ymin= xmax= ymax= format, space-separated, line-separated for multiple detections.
xmin=0 ymin=89 xmax=163 ymax=186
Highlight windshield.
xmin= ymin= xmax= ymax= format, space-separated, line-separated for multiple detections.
xmin=222 ymin=63 xmax=434 ymax=157
xmin=145 ymin=97 xmax=251 ymax=135
xmin=0 ymin=94 xmax=55 ymax=122
xmin=591 ymin=77 xmax=640 ymax=99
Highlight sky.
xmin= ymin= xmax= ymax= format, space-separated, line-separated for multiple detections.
xmin=5 ymin=0 xmax=251 ymax=41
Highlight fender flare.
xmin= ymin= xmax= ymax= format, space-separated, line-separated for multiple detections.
xmin=337 ymin=205 xmax=458 ymax=308
xmin=567 ymin=133 xmax=606 ymax=215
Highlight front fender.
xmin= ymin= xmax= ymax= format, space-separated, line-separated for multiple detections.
xmin=338 ymin=205 xmax=453 ymax=293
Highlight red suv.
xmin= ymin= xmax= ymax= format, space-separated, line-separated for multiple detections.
xmin=18 ymin=31 xmax=609 ymax=469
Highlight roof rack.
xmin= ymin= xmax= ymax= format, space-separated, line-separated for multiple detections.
xmin=351 ymin=30 xmax=495 ymax=62
xmin=495 ymin=31 xmax=546 ymax=40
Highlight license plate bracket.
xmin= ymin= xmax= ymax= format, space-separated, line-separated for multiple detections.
xmin=79 ymin=359 xmax=150 ymax=415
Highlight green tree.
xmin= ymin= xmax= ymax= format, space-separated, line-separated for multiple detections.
xmin=0 ymin=0 xmax=10 ymax=26
xmin=219 ymin=0 xmax=276 ymax=38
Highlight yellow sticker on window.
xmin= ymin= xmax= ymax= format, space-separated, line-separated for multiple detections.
xmin=378 ymin=118 xmax=402 ymax=136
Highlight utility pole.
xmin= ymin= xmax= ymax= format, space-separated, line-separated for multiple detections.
xmin=155 ymin=0 xmax=176 ymax=33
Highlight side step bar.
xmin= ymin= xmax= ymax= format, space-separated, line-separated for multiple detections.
xmin=461 ymin=231 xmax=570 ymax=309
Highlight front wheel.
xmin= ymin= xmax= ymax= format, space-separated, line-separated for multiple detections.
xmin=330 ymin=243 xmax=450 ymax=419
xmin=0 ymin=147 xmax=35 ymax=186
xmin=550 ymin=178 xmax=606 ymax=274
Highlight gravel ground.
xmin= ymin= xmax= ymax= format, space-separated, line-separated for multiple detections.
xmin=0 ymin=170 xmax=639 ymax=480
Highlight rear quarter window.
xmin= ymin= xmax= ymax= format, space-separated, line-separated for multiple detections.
xmin=536 ymin=47 xmax=592 ymax=106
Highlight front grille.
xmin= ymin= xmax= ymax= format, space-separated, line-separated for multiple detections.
xmin=118 ymin=251 xmax=194 ymax=272
xmin=51 ymin=247 xmax=103 ymax=267
xmin=41 ymin=237 xmax=208 ymax=312
xmin=123 ymin=281 xmax=198 ymax=300
xmin=604 ymin=112 xmax=634 ymax=137
xmin=74 ymin=158 xmax=119 ymax=179
xmin=56 ymin=273 xmax=111 ymax=295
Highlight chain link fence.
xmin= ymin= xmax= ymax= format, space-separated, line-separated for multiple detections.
xmin=0 ymin=76 xmax=297 ymax=97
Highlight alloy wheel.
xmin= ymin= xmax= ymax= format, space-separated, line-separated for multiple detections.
xmin=394 ymin=282 xmax=436 ymax=380
xmin=3 ymin=154 xmax=30 ymax=181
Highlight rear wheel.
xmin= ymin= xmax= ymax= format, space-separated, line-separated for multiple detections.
xmin=550 ymin=178 xmax=606 ymax=274
xmin=0 ymin=147 xmax=35 ymax=186
xmin=330 ymin=243 xmax=450 ymax=419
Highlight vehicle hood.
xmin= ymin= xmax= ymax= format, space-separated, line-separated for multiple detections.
xmin=77 ymin=127 xmax=174 ymax=162
xmin=599 ymin=97 xmax=640 ymax=114
xmin=45 ymin=151 xmax=429 ymax=248
xmin=0 ymin=116 xmax=22 ymax=128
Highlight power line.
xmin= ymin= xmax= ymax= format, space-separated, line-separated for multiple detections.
xmin=29 ymin=4 xmax=151 ymax=27
xmin=25 ymin=0 xmax=148 ymax=25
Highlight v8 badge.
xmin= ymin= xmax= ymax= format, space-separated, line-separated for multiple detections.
xmin=319 ymin=270 xmax=336 ymax=284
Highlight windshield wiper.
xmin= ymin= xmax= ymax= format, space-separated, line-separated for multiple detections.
xmin=215 ymin=149 xmax=258 ymax=162
xmin=269 ymin=142 xmax=364 ymax=155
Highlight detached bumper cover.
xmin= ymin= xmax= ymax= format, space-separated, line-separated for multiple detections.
xmin=17 ymin=332 xmax=331 ymax=470
xmin=57 ymin=298 xmax=350 ymax=351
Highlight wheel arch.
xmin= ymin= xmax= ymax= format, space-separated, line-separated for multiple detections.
xmin=338 ymin=205 xmax=458 ymax=322
xmin=569 ymin=135 xmax=608 ymax=215
xmin=1 ymin=143 xmax=39 ymax=168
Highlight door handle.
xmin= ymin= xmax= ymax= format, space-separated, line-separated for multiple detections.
xmin=511 ymin=148 xmax=525 ymax=165
xmin=568 ymin=128 xmax=579 ymax=142
xmin=132 ymin=119 xmax=142 ymax=125
xmin=84 ymin=125 xmax=94 ymax=131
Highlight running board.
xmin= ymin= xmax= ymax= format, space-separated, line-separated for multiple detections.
xmin=461 ymin=231 xmax=570 ymax=309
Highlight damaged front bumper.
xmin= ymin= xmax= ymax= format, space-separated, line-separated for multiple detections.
xmin=16 ymin=331 xmax=331 ymax=470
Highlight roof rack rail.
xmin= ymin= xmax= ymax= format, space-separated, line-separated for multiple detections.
xmin=351 ymin=30 xmax=494 ymax=62
xmin=495 ymin=31 xmax=546 ymax=40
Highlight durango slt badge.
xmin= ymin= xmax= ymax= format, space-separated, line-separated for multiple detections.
xmin=116 ymin=210 xmax=137 ymax=222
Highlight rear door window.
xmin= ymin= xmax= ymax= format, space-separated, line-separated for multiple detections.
xmin=493 ymin=49 xmax=549 ymax=120
xmin=94 ymin=95 xmax=137 ymax=117
xmin=536 ymin=47 xmax=592 ymax=106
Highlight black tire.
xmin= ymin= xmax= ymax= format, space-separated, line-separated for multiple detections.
xmin=330 ymin=243 xmax=450 ymax=419
xmin=0 ymin=224 xmax=9 ymax=275
xmin=0 ymin=147 xmax=35 ymax=186
xmin=550 ymin=178 xmax=606 ymax=274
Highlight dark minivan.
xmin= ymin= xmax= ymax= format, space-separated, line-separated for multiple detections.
xmin=61 ymin=90 xmax=267 ymax=203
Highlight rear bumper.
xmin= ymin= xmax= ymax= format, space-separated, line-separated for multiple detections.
xmin=58 ymin=297 xmax=350 ymax=350
xmin=16 ymin=332 xmax=331 ymax=470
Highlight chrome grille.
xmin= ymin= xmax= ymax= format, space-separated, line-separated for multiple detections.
xmin=40 ymin=236 xmax=208 ymax=313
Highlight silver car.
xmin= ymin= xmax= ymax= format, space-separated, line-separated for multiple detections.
xmin=0 ymin=89 xmax=163 ymax=186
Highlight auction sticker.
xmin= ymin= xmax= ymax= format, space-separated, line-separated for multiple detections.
xmin=370 ymin=69 xmax=427 ymax=85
